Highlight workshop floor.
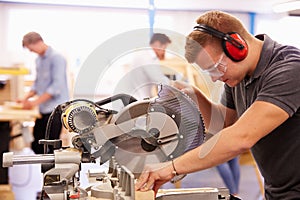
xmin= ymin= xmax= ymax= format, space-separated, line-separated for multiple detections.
xmin=8 ymin=149 xmax=264 ymax=200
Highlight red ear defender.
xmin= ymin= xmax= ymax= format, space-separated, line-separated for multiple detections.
xmin=193 ymin=24 xmax=248 ymax=62
xmin=222 ymin=32 xmax=248 ymax=62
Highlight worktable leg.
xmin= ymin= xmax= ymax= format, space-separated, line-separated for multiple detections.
xmin=0 ymin=121 xmax=11 ymax=184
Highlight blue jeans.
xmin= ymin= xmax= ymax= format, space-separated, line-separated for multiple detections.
xmin=216 ymin=157 xmax=240 ymax=194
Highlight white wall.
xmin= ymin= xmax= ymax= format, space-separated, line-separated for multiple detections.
xmin=255 ymin=13 xmax=300 ymax=48
xmin=0 ymin=3 xmax=254 ymax=69
xmin=0 ymin=3 xmax=296 ymax=97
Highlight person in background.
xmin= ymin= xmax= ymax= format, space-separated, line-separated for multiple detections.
xmin=206 ymin=130 xmax=240 ymax=195
xmin=18 ymin=32 xmax=69 ymax=154
xmin=149 ymin=33 xmax=172 ymax=61
xmin=115 ymin=33 xmax=171 ymax=100
xmin=216 ymin=157 xmax=240 ymax=195
xmin=136 ymin=10 xmax=300 ymax=199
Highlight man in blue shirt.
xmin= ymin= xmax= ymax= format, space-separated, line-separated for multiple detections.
xmin=19 ymin=32 xmax=69 ymax=154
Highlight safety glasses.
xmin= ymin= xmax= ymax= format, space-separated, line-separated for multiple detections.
xmin=201 ymin=53 xmax=227 ymax=77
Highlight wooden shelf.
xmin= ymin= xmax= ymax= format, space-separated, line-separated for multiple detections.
xmin=0 ymin=66 xmax=29 ymax=75
xmin=0 ymin=65 xmax=29 ymax=103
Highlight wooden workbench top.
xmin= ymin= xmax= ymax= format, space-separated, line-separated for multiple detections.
xmin=0 ymin=102 xmax=40 ymax=121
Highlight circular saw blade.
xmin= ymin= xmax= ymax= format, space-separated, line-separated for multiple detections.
xmin=154 ymin=84 xmax=205 ymax=153
xmin=111 ymin=84 xmax=205 ymax=175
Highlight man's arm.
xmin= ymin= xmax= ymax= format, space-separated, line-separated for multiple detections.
xmin=136 ymin=100 xmax=289 ymax=194
xmin=21 ymin=92 xmax=52 ymax=110
xmin=174 ymin=100 xmax=288 ymax=172
xmin=171 ymin=80 xmax=237 ymax=134
xmin=46 ymin=54 xmax=68 ymax=97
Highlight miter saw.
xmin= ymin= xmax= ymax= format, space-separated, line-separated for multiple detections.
xmin=2 ymin=84 xmax=234 ymax=200
xmin=60 ymin=83 xmax=205 ymax=170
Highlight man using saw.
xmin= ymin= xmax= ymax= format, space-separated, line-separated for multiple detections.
xmin=136 ymin=10 xmax=300 ymax=199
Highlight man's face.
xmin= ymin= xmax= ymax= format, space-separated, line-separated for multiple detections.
xmin=194 ymin=47 xmax=243 ymax=87
xmin=25 ymin=41 xmax=44 ymax=55
xmin=151 ymin=41 xmax=169 ymax=60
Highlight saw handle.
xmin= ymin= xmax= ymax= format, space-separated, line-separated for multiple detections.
xmin=95 ymin=94 xmax=137 ymax=107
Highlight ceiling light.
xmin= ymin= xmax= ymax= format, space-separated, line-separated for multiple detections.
xmin=0 ymin=0 xmax=149 ymax=9
xmin=273 ymin=1 xmax=300 ymax=13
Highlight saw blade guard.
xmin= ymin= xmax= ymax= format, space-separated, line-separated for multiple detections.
xmin=154 ymin=83 xmax=205 ymax=153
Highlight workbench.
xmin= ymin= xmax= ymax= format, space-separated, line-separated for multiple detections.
xmin=0 ymin=65 xmax=34 ymax=185
xmin=0 ymin=102 xmax=40 ymax=184
xmin=0 ymin=102 xmax=40 ymax=121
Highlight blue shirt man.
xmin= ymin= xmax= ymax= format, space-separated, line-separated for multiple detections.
xmin=20 ymin=32 xmax=69 ymax=154
xmin=32 ymin=46 xmax=69 ymax=114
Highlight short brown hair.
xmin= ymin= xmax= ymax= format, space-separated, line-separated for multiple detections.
xmin=185 ymin=10 xmax=250 ymax=63
xmin=150 ymin=33 xmax=171 ymax=45
xmin=22 ymin=32 xmax=43 ymax=47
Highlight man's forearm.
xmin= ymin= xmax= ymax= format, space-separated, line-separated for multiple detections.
xmin=173 ymin=127 xmax=246 ymax=175
xmin=33 ymin=93 xmax=52 ymax=106
xmin=192 ymin=86 xmax=226 ymax=133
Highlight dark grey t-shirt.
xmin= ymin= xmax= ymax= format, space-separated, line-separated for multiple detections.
xmin=221 ymin=34 xmax=300 ymax=199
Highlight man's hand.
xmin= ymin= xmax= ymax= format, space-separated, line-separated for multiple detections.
xmin=170 ymin=80 xmax=199 ymax=104
xmin=21 ymin=99 xmax=35 ymax=110
xmin=135 ymin=161 xmax=175 ymax=195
